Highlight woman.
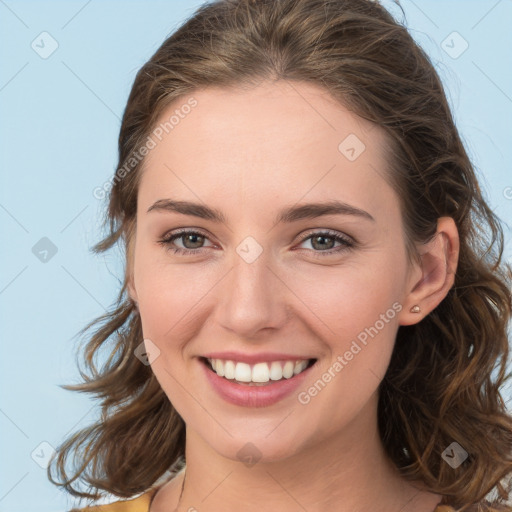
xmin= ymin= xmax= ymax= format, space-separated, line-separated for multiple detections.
xmin=49 ymin=0 xmax=512 ymax=511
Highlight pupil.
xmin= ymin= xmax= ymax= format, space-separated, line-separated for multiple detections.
xmin=313 ymin=235 xmax=334 ymax=250
xmin=185 ymin=234 xmax=203 ymax=249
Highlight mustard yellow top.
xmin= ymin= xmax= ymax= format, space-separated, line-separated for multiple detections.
xmin=70 ymin=489 xmax=503 ymax=512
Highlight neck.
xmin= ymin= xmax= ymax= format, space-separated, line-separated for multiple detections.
xmin=171 ymin=393 xmax=440 ymax=512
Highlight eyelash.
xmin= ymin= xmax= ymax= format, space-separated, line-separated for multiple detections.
xmin=157 ymin=229 xmax=355 ymax=258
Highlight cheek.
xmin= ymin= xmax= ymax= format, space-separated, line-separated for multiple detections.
xmin=281 ymin=275 xmax=403 ymax=450
xmin=288 ymin=254 xmax=404 ymax=411
xmin=134 ymin=254 xmax=219 ymax=347
xmin=290 ymin=250 xmax=405 ymax=342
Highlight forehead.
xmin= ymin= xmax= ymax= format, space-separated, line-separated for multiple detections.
xmin=138 ymin=80 xmax=396 ymax=222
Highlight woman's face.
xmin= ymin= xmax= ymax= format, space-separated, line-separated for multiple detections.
xmin=129 ymin=80 xmax=419 ymax=462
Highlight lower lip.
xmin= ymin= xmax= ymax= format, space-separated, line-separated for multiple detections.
xmin=200 ymin=358 xmax=315 ymax=408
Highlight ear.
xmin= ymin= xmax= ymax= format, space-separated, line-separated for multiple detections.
xmin=398 ymin=216 xmax=460 ymax=326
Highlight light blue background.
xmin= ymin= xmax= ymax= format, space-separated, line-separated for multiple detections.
xmin=1 ymin=1 xmax=511 ymax=511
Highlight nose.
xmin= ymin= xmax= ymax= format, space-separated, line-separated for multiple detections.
xmin=214 ymin=252 xmax=290 ymax=339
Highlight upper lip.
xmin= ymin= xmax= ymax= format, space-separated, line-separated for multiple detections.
xmin=201 ymin=351 xmax=315 ymax=365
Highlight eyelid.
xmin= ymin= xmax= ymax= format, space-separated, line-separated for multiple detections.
xmin=158 ymin=227 xmax=357 ymax=256
xmin=160 ymin=228 xmax=216 ymax=249
xmin=296 ymin=228 xmax=355 ymax=244
xmin=161 ymin=226 xmax=211 ymax=240
xmin=160 ymin=227 xmax=354 ymax=243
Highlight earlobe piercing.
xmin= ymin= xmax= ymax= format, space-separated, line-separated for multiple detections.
xmin=410 ymin=305 xmax=421 ymax=314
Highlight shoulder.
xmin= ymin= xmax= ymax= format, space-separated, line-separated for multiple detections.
xmin=69 ymin=488 xmax=158 ymax=512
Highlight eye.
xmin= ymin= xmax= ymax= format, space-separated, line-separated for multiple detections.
xmin=157 ymin=229 xmax=215 ymax=255
xmin=295 ymin=230 xmax=355 ymax=257
xmin=158 ymin=228 xmax=355 ymax=257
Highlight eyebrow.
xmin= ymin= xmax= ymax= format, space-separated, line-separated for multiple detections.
xmin=146 ymin=199 xmax=375 ymax=224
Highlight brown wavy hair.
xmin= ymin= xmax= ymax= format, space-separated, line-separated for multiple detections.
xmin=48 ymin=0 xmax=512 ymax=509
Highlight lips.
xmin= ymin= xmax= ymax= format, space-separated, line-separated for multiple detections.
xmin=199 ymin=356 xmax=317 ymax=407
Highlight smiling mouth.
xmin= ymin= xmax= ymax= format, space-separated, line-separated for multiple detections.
xmin=200 ymin=357 xmax=317 ymax=386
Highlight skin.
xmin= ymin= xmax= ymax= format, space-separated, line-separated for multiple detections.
xmin=127 ymin=80 xmax=460 ymax=512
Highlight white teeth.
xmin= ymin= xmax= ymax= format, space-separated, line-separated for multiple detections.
xmin=294 ymin=360 xmax=307 ymax=375
xmin=206 ymin=358 xmax=311 ymax=383
xmin=234 ymin=362 xmax=252 ymax=382
xmin=282 ymin=361 xmax=294 ymax=379
xmin=215 ymin=359 xmax=225 ymax=377
xmin=224 ymin=360 xmax=235 ymax=380
xmin=252 ymin=362 xmax=270 ymax=382
xmin=269 ymin=361 xmax=283 ymax=381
